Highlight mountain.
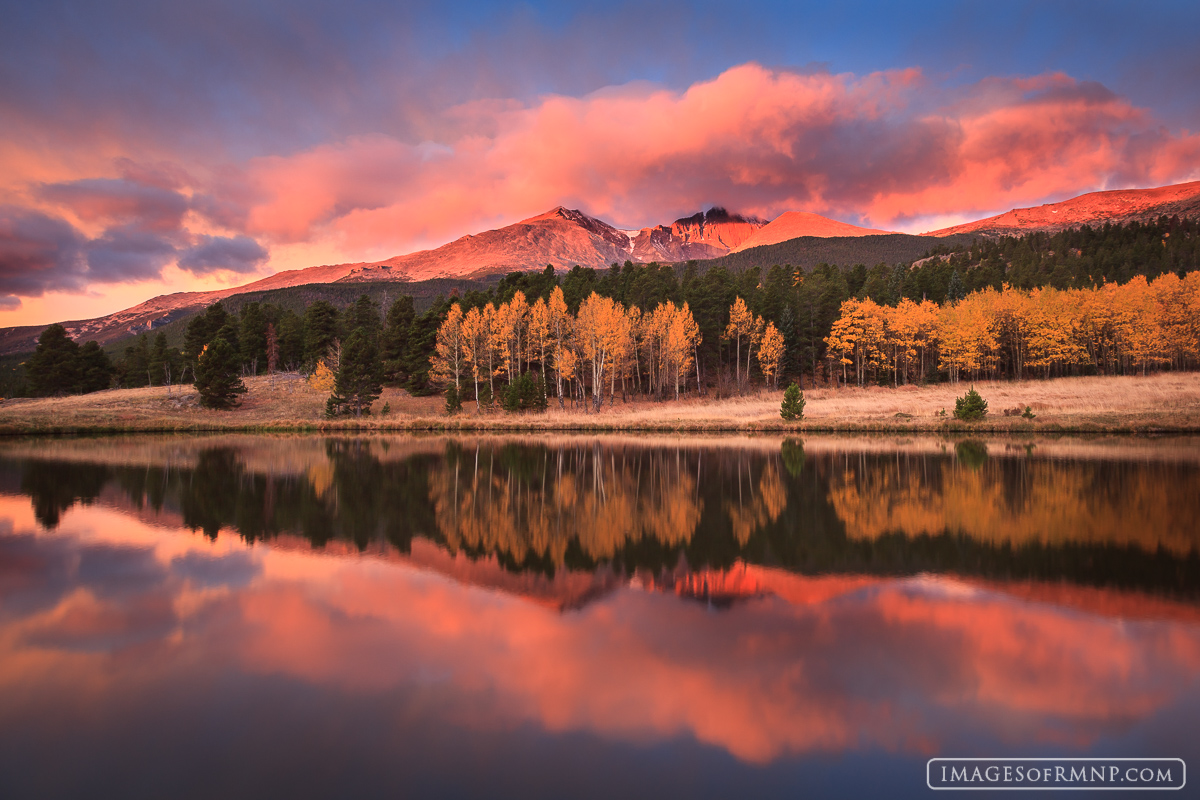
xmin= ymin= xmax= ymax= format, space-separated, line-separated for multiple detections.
xmin=731 ymin=211 xmax=893 ymax=252
xmin=0 ymin=260 xmax=373 ymax=355
xmin=924 ymin=180 xmax=1200 ymax=237
xmin=338 ymin=206 xmax=765 ymax=283
xmin=7 ymin=181 xmax=1200 ymax=357
xmin=0 ymin=206 xmax=765 ymax=353
xmin=625 ymin=207 xmax=765 ymax=262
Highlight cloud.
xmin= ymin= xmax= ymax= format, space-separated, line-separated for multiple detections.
xmin=40 ymin=178 xmax=189 ymax=233
xmin=84 ymin=226 xmax=179 ymax=283
xmin=176 ymin=234 xmax=268 ymax=275
xmin=0 ymin=206 xmax=87 ymax=296
xmin=231 ymin=64 xmax=1200 ymax=252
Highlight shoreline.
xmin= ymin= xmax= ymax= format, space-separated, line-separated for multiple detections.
xmin=1 ymin=371 xmax=1197 ymax=436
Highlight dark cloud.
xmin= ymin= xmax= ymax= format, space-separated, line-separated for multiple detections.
xmin=0 ymin=204 xmax=266 ymax=297
xmin=0 ymin=206 xmax=87 ymax=296
xmin=176 ymin=235 xmax=268 ymax=275
xmin=84 ymin=226 xmax=179 ymax=283
xmin=40 ymin=178 xmax=189 ymax=233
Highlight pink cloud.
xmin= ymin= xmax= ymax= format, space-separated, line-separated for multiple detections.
xmin=232 ymin=63 xmax=1200 ymax=253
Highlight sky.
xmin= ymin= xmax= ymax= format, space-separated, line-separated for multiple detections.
xmin=1 ymin=0 xmax=1199 ymax=326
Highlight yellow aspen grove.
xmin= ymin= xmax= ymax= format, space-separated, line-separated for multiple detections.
xmin=460 ymin=305 xmax=489 ymax=407
xmin=526 ymin=297 xmax=550 ymax=394
xmin=481 ymin=302 xmax=500 ymax=399
xmin=493 ymin=290 xmax=528 ymax=384
xmin=576 ymin=292 xmax=622 ymax=411
xmin=1024 ymin=287 xmax=1088 ymax=378
xmin=1114 ymin=276 xmax=1168 ymax=374
xmin=724 ymin=296 xmax=755 ymax=391
xmin=747 ymin=314 xmax=765 ymax=391
xmin=605 ymin=304 xmax=634 ymax=404
xmin=819 ymin=273 xmax=1200 ymax=386
xmin=757 ymin=321 xmax=785 ymax=388
xmin=1153 ymin=272 xmax=1200 ymax=369
xmin=664 ymin=301 xmax=701 ymax=399
xmin=825 ymin=298 xmax=886 ymax=386
xmin=547 ymin=286 xmax=570 ymax=408
xmin=885 ymin=299 xmax=921 ymax=386
xmin=625 ymin=305 xmax=643 ymax=398
xmin=430 ymin=303 xmax=466 ymax=391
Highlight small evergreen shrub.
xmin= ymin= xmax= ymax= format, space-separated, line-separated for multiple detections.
xmin=445 ymin=384 xmax=462 ymax=415
xmin=953 ymin=386 xmax=988 ymax=421
xmin=500 ymin=373 xmax=547 ymax=413
xmin=1022 ymin=405 xmax=1036 ymax=420
xmin=780 ymin=382 xmax=805 ymax=421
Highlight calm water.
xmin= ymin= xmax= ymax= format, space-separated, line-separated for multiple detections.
xmin=0 ymin=433 xmax=1198 ymax=798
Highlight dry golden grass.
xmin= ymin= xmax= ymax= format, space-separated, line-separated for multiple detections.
xmin=0 ymin=371 xmax=1197 ymax=433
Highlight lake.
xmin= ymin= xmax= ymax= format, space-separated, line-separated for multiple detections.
xmin=1 ymin=433 xmax=1197 ymax=798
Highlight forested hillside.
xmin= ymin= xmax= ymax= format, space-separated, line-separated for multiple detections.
xmin=7 ymin=219 xmax=1199 ymax=407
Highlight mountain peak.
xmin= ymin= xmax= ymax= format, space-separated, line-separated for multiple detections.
xmin=519 ymin=206 xmax=591 ymax=225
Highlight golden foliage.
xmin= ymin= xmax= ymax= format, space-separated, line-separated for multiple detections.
xmin=826 ymin=274 xmax=1200 ymax=384
xmin=308 ymin=359 xmax=336 ymax=392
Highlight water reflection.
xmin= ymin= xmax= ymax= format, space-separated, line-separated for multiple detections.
xmin=0 ymin=434 xmax=1198 ymax=798
xmin=2 ymin=434 xmax=1197 ymax=598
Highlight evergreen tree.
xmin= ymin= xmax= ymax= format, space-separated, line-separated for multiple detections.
xmin=953 ymin=386 xmax=988 ymax=421
xmin=347 ymin=294 xmax=382 ymax=339
xmin=403 ymin=298 xmax=447 ymax=395
xmin=303 ymin=300 xmax=340 ymax=366
xmin=239 ymin=302 xmax=268 ymax=374
xmin=382 ymin=295 xmax=415 ymax=383
xmin=121 ymin=333 xmax=152 ymax=387
xmin=947 ymin=270 xmax=967 ymax=303
xmin=328 ymin=328 xmax=383 ymax=416
xmin=194 ymin=334 xmax=247 ymax=409
xmin=27 ymin=324 xmax=81 ymax=396
xmin=277 ymin=309 xmax=304 ymax=369
xmin=184 ymin=303 xmax=229 ymax=367
xmin=780 ymin=382 xmax=805 ymax=421
xmin=444 ymin=383 xmax=462 ymax=415
xmin=77 ymin=342 xmax=114 ymax=393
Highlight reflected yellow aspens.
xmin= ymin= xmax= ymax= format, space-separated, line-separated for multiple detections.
xmin=723 ymin=460 xmax=787 ymax=545
xmin=829 ymin=458 xmax=1200 ymax=554
xmin=429 ymin=445 xmax=702 ymax=564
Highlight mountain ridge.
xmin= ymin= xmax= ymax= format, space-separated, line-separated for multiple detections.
xmin=4 ymin=180 xmax=1200 ymax=355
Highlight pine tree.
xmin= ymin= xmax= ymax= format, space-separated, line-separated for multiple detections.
xmin=348 ymin=294 xmax=382 ymax=339
xmin=303 ymin=300 xmax=341 ymax=367
xmin=121 ymin=333 xmax=152 ymax=387
xmin=382 ymin=295 xmax=415 ymax=383
xmin=329 ymin=328 xmax=383 ymax=416
xmin=780 ymin=381 xmax=805 ymax=421
xmin=184 ymin=303 xmax=229 ymax=368
xmin=77 ymin=342 xmax=114 ymax=393
xmin=953 ymin=385 xmax=988 ymax=421
xmin=194 ymin=335 xmax=247 ymax=409
xmin=444 ymin=383 xmax=462 ymax=415
xmin=27 ymin=324 xmax=80 ymax=396
xmin=239 ymin=302 xmax=267 ymax=374
xmin=947 ymin=270 xmax=967 ymax=303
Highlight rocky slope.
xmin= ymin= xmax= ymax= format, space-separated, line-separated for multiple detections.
xmin=924 ymin=180 xmax=1200 ymax=237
